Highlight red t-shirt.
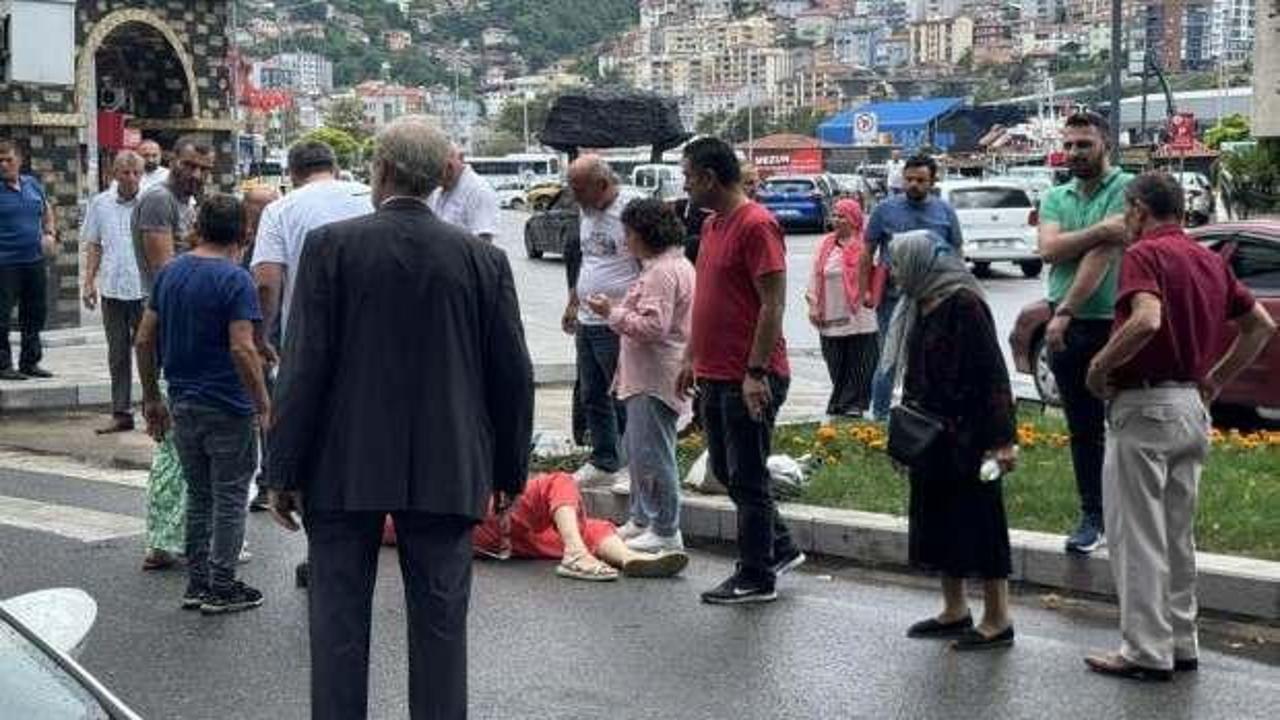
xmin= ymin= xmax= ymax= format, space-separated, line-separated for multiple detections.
xmin=691 ymin=201 xmax=790 ymax=381
xmin=1112 ymin=225 xmax=1255 ymax=386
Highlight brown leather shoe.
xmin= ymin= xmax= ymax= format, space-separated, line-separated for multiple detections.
xmin=1084 ymin=652 xmax=1173 ymax=682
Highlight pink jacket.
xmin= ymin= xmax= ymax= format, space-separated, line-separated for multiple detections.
xmin=607 ymin=247 xmax=696 ymax=415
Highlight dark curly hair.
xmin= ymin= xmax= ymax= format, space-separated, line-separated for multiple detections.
xmin=621 ymin=198 xmax=685 ymax=253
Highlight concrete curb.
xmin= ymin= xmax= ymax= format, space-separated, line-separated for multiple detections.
xmin=580 ymin=487 xmax=1280 ymax=621
xmin=0 ymin=363 xmax=575 ymax=412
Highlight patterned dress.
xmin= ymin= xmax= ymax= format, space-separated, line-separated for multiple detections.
xmin=902 ymin=289 xmax=1016 ymax=579
xmin=145 ymin=436 xmax=187 ymax=554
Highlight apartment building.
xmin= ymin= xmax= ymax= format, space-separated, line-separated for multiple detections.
xmin=909 ymin=15 xmax=974 ymax=66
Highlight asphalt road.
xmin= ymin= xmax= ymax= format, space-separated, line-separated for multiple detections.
xmin=490 ymin=209 xmax=1046 ymax=403
xmin=1 ymin=457 xmax=1278 ymax=719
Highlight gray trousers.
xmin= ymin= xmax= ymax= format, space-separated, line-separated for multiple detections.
xmin=101 ymin=298 xmax=143 ymax=417
xmin=624 ymin=394 xmax=680 ymax=536
xmin=1104 ymin=386 xmax=1209 ymax=670
xmin=171 ymin=401 xmax=257 ymax=593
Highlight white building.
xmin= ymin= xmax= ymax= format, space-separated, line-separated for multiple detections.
xmin=269 ymin=52 xmax=334 ymax=96
xmin=909 ymin=0 xmax=963 ymax=21
xmin=1209 ymin=0 xmax=1255 ymax=67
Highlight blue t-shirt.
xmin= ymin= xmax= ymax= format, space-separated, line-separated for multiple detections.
xmin=864 ymin=194 xmax=964 ymax=269
xmin=0 ymin=175 xmax=46 ymax=266
xmin=150 ymin=254 xmax=263 ymax=415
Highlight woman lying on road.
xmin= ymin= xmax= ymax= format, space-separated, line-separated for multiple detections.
xmin=385 ymin=472 xmax=689 ymax=582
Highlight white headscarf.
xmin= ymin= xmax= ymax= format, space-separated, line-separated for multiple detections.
xmin=877 ymin=231 xmax=985 ymax=388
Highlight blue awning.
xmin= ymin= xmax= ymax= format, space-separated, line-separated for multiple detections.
xmin=818 ymin=98 xmax=965 ymax=149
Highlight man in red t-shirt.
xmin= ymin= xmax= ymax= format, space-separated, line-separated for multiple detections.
xmin=677 ymin=137 xmax=803 ymax=605
xmin=1083 ymin=173 xmax=1276 ymax=682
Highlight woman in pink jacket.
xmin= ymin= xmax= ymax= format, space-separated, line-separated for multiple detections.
xmin=806 ymin=198 xmax=880 ymax=417
xmin=585 ymin=199 xmax=695 ymax=555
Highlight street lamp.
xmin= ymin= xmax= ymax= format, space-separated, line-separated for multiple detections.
xmin=1108 ymin=0 xmax=1122 ymax=160
xmin=522 ymin=90 xmax=533 ymax=153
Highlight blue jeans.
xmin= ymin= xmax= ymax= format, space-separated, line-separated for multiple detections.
xmin=171 ymin=401 xmax=256 ymax=592
xmin=871 ymin=291 xmax=901 ymax=420
xmin=575 ymin=324 xmax=626 ymax=472
xmin=624 ymin=394 xmax=680 ymax=536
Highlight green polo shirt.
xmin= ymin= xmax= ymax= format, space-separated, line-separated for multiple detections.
xmin=1039 ymin=167 xmax=1134 ymax=320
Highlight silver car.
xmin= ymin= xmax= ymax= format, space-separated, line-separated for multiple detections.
xmin=938 ymin=180 xmax=1043 ymax=278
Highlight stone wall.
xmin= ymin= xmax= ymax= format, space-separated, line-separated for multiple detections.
xmin=1 ymin=1 xmax=236 ymax=329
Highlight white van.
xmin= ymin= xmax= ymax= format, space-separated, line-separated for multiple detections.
xmin=630 ymin=164 xmax=686 ymax=202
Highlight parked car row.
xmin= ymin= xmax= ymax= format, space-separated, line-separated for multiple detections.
xmin=1010 ymin=220 xmax=1280 ymax=421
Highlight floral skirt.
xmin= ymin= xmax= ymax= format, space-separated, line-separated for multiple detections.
xmin=145 ymin=436 xmax=187 ymax=554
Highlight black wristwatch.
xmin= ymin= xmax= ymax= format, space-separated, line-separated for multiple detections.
xmin=746 ymin=366 xmax=768 ymax=380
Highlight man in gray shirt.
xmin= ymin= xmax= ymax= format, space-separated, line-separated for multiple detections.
xmin=132 ymin=136 xmax=215 ymax=295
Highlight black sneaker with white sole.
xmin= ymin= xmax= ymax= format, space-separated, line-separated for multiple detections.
xmin=771 ymin=548 xmax=806 ymax=576
xmin=181 ymin=583 xmax=210 ymax=610
xmin=200 ymin=581 xmax=264 ymax=615
xmin=700 ymin=572 xmax=777 ymax=605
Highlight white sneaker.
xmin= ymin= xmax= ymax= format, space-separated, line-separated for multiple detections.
xmin=610 ymin=469 xmax=631 ymax=496
xmin=616 ymin=520 xmax=648 ymax=542
xmin=625 ymin=529 xmax=684 ymax=553
xmin=573 ymin=462 xmax=618 ymax=488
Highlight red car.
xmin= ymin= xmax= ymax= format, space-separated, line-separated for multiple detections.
xmin=1009 ymin=220 xmax=1280 ymax=421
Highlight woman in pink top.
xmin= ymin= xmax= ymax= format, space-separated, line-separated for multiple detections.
xmin=806 ymin=198 xmax=880 ymax=417
xmin=585 ymin=199 xmax=695 ymax=555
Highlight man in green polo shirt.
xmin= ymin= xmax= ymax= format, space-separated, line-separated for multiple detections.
xmin=1036 ymin=111 xmax=1134 ymax=555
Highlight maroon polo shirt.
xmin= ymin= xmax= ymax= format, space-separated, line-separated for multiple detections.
xmin=1111 ymin=224 xmax=1256 ymax=387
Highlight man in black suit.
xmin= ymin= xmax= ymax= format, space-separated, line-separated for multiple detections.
xmin=265 ymin=116 xmax=534 ymax=720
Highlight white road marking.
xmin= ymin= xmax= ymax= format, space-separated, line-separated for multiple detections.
xmin=0 ymin=495 xmax=143 ymax=542
xmin=0 ymin=450 xmax=147 ymax=489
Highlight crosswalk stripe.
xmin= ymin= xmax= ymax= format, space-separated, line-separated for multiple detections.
xmin=0 ymin=495 xmax=144 ymax=542
xmin=0 ymin=450 xmax=147 ymax=489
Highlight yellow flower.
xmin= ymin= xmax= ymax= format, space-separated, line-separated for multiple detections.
xmin=816 ymin=425 xmax=839 ymax=443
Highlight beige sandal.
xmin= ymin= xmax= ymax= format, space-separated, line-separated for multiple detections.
xmin=555 ymin=552 xmax=619 ymax=582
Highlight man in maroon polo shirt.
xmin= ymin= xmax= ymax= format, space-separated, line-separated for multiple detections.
xmin=1083 ymin=172 xmax=1276 ymax=682
xmin=678 ymin=137 xmax=805 ymax=605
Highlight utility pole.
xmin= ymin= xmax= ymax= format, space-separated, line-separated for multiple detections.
xmin=1108 ymin=0 xmax=1123 ymax=160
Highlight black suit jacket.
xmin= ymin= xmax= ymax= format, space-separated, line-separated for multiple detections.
xmin=266 ymin=198 xmax=534 ymax=519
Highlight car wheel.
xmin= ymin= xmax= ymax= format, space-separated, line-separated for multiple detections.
xmin=1032 ymin=336 xmax=1061 ymax=406
xmin=972 ymin=261 xmax=992 ymax=278
xmin=1019 ymin=260 xmax=1043 ymax=278
xmin=525 ymin=232 xmax=543 ymax=260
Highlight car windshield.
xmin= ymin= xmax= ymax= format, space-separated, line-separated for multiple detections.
xmin=0 ymin=618 xmax=109 ymax=719
xmin=950 ymin=187 xmax=1033 ymax=210
xmin=762 ymin=180 xmax=815 ymax=194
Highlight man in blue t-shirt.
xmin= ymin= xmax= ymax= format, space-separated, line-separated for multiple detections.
xmin=0 ymin=139 xmax=58 ymax=380
xmin=858 ymin=153 xmax=964 ymax=420
xmin=136 ymin=193 xmax=271 ymax=616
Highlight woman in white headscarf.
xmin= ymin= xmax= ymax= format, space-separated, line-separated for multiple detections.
xmin=880 ymin=231 xmax=1019 ymax=652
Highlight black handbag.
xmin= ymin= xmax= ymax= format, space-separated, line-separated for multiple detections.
xmin=887 ymin=403 xmax=949 ymax=467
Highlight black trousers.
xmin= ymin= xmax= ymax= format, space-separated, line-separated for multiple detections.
xmin=0 ymin=260 xmax=47 ymax=371
xmin=819 ymin=333 xmax=879 ymax=416
xmin=306 ymin=510 xmax=473 ymax=720
xmin=699 ymin=375 xmax=797 ymax=584
xmin=101 ymin=298 xmax=143 ymax=417
xmin=1047 ymin=318 xmax=1111 ymax=524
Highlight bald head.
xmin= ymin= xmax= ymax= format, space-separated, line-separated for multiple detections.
xmin=137 ymin=140 xmax=163 ymax=172
xmin=241 ymin=185 xmax=280 ymax=246
xmin=568 ymin=155 xmax=619 ymax=211
xmin=113 ymin=150 xmax=145 ymax=200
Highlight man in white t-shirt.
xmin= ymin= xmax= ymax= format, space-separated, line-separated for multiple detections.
xmin=251 ymin=141 xmax=372 ymax=346
xmin=427 ymin=146 xmax=498 ymax=243
xmin=885 ymin=149 xmax=905 ymax=195
xmin=137 ymin=140 xmax=170 ymax=192
xmin=561 ymin=155 xmax=639 ymax=492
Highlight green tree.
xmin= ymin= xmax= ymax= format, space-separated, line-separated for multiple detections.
xmin=494 ymin=93 xmax=558 ymax=143
xmin=772 ymin=107 xmax=826 ymax=137
xmin=1204 ymin=114 xmax=1251 ymax=149
xmin=473 ymin=130 xmax=525 ymax=156
xmin=325 ymin=96 xmax=369 ymax=140
xmin=1222 ymin=143 xmax=1279 ymax=218
xmin=299 ymin=127 xmax=361 ymax=169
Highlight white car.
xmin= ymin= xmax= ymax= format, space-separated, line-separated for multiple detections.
xmin=938 ymin=180 xmax=1043 ymax=278
xmin=492 ymin=180 xmax=528 ymax=210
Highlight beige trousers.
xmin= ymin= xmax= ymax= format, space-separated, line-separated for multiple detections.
xmin=1103 ymin=386 xmax=1209 ymax=670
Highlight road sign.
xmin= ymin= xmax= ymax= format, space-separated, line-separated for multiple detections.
xmin=1167 ymin=112 xmax=1196 ymax=152
xmin=854 ymin=112 xmax=878 ymax=145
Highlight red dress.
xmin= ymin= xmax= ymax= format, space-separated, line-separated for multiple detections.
xmin=472 ymin=472 xmax=617 ymax=558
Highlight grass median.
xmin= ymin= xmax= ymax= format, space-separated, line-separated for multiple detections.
xmin=535 ymin=410 xmax=1280 ymax=561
